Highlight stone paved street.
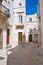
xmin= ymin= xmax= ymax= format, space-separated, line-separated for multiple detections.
xmin=7 ymin=42 xmax=43 ymax=65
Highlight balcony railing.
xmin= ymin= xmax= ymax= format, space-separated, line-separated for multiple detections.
xmin=0 ymin=2 xmax=10 ymax=18
xmin=16 ymin=23 xmax=24 ymax=29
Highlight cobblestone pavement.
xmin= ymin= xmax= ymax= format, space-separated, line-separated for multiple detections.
xmin=7 ymin=42 xmax=43 ymax=65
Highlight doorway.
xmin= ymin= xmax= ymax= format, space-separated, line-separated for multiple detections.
xmin=18 ymin=32 xmax=23 ymax=44
xmin=29 ymin=34 xmax=32 ymax=42
xmin=7 ymin=29 xmax=10 ymax=45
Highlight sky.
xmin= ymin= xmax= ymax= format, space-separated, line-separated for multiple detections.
xmin=26 ymin=0 xmax=38 ymax=15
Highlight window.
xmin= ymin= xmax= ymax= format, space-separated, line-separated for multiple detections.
xmin=29 ymin=18 xmax=32 ymax=22
xmin=4 ymin=0 xmax=7 ymax=3
xmin=8 ymin=1 xmax=10 ymax=4
xmin=12 ymin=0 xmax=14 ymax=1
xmin=19 ymin=3 xmax=22 ymax=6
xmin=30 ymin=29 xmax=32 ymax=33
xmin=19 ymin=15 xmax=22 ymax=23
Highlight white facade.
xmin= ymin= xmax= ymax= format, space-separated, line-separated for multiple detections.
xmin=9 ymin=0 xmax=38 ymax=48
xmin=9 ymin=0 xmax=25 ymax=48
xmin=25 ymin=14 xmax=38 ymax=42
xmin=2 ymin=0 xmax=14 ymax=49
xmin=2 ymin=0 xmax=38 ymax=48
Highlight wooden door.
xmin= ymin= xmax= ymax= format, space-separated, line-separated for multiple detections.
xmin=7 ymin=29 xmax=10 ymax=45
xmin=18 ymin=32 xmax=22 ymax=42
xmin=29 ymin=34 xmax=32 ymax=42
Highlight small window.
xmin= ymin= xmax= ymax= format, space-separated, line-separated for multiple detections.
xmin=30 ymin=29 xmax=32 ymax=33
xmin=29 ymin=18 xmax=32 ymax=22
xmin=8 ymin=1 xmax=10 ymax=4
xmin=19 ymin=3 xmax=22 ymax=6
xmin=19 ymin=15 xmax=22 ymax=23
xmin=4 ymin=0 xmax=7 ymax=3
xmin=12 ymin=0 xmax=14 ymax=1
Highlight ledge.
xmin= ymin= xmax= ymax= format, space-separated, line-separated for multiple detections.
xmin=17 ymin=12 xmax=24 ymax=14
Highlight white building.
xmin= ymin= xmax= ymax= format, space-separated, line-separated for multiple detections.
xmin=8 ymin=0 xmax=38 ymax=48
xmin=0 ymin=0 xmax=11 ymax=65
xmin=2 ymin=0 xmax=13 ymax=49
xmin=1 ymin=0 xmax=38 ymax=49
xmin=0 ymin=0 xmax=39 ymax=65
xmin=25 ymin=14 xmax=38 ymax=42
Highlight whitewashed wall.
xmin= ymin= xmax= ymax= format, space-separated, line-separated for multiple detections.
xmin=9 ymin=0 xmax=26 ymax=47
xmin=10 ymin=0 xmax=38 ymax=47
xmin=25 ymin=14 xmax=38 ymax=42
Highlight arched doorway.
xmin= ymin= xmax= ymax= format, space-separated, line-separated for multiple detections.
xmin=29 ymin=34 xmax=32 ymax=42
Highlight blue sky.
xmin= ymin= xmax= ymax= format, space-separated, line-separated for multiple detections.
xmin=26 ymin=0 xmax=38 ymax=15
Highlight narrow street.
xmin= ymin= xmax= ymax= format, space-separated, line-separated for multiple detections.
xmin=7 ymin=42 xmax=43 ymax=65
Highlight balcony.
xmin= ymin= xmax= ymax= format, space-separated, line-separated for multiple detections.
xmin=16 ymin=23 xmax=24 ymax=29
xmin=0 ymin=11 xmax=8 ymax=21
xmin=0 ymin=2 xmax=10 ymax=21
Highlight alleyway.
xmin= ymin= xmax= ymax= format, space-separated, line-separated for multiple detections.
xmin=7 ymin=42 xmax=43 ymax=65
